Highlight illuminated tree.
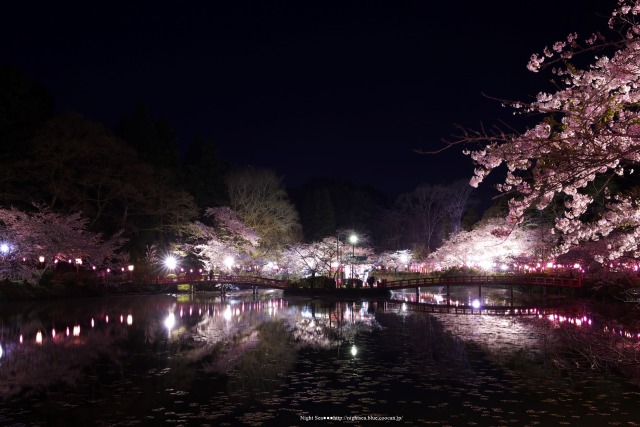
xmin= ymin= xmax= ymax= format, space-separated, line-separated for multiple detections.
xmin=428 ymin=216 xmax=553 ymax=271
xmin=179 ymin=207 xmax=261 ymax=272
xmin=373 ymin=249 xmax=413 ymax=272
xmin=225 ymin=167 xmax=302 ymax=251
xmin=280 ymin=238 xmax=340 ymax=279
xmin=454 ymin=1 xmax=640 ymax=262
xmin=0 ymin=204 xmax=127 ymax=283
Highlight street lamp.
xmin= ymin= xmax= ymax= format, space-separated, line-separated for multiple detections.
xmin=165 ymin=256 xmax=177 ymax=275
xmin=349 ymin=234 xmax=358 ymax=280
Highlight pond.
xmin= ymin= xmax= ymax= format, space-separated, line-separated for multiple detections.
xmin=0 ymin=288 xmax=639 ymax=426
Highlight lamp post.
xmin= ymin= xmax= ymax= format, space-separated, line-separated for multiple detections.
xmin=349 ymin=234 xmax=358 ymax=281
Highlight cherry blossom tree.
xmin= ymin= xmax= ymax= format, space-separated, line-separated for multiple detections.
xmin=428 ymin=217 xmax=554 ymax=271
xmin=0 ymin=204 xmax=127 ymax=283
xmin=179 ymin=206 xmax=261 ymax=273
xmin=452 ymin=1 xmax=640 ymax=262
xmin=373 ymin=249 xmax=413 ymax=272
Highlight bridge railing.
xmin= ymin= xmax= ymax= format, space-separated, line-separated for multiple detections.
xmin=384 ymin=275 xmax=581 ymax=288
xmin=155 ymin=274 xmax=288 ymax=288
xmin=152 ymin=274 xmax=581 ymax=290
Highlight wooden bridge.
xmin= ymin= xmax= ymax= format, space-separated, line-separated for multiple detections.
xmin=153 ymin=273 xmax=580 ymax=294
xmin=383 ymin=275 xmax=581 ymax=290
xmin=383 ymin=274 xmax=581 ymax=308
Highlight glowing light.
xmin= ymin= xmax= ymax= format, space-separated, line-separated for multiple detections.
xmin=165 ymin=255 xmax=177 ymax=270
xmin=0 ymin=243 xmax=8 ymax=253
xmin=0 ymin=344 xmax=3 ymax=358
xmin=223 ymin=305 xmax=232 ymax=321
xmin=19 ymin=335 xmax=23 ymax=344
xmin=164 ymin=313 xmax=176 ymax=330
xmin=128 ymin=265 xmax=134 ymax=272
xmin=52 ymin=328 xmax=56 ymax=338
xmin=36 ymin=330 xmax=43 ymax=344
xmin=223 ymin=256 xmax=234 ymax=270
xmin=351 ymin=345 xmax=358 ymax=357
xmin=39 ymin=255 xmax=45 ymax=263
xmin=472 ymin=299 xmax=481 ymax=309
xmin=478 ymin=260 xmax=493 ymax=270
xmin=91 ymin=318 xmax=95 ymax=328
xmin=73 ymin=325 xmax=80 ymax=336
xmin=127 ymin=314 xmax=133 ymax=325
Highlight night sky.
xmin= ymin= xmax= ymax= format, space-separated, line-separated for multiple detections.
xmin=2 ymin=0 xmax=612 ymax=197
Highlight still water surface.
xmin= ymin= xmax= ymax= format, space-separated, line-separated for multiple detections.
xmin=0 ymin=289 xmax=639 ymax=426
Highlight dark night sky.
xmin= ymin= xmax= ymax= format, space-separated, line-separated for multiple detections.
xmin=2 ymin=0 xmax=612 ymax=197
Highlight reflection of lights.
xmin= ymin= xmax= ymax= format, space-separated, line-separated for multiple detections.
xmin=19 ymin=335 xmax=23 ymax=344
xmin=127 ymin=314 xmax=133 ymax=325
xmin=223 ymin=305 xmax=232 ymax=321
xmin=73 ymin=325 xmax=81 ymax=336
xmin=52 ymin=328 xmax=56 ymax=338
xmin=0 ymin=344 xmax=3 ymax=358
xmin=36 ymin=331 xmax=43 ymax=344
xmin=66 ymin=327 xmax=70 ymax=336
xmin=105 ymin=315 xmax=109 ymax=323
xmin=164 ymin=313 xmax=176 ymax=330
xmin=401 ymin=303 xmax=407 ymax=312
xmin=91 ymin=318 xmax=95 ymax=328
xmin=351 ymin=345 xmax=358 ymax=357
xmin=472 ymin=299 xmax=481 ymax=309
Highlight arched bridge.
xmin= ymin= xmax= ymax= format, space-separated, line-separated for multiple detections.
xmin=155 ymin=274 xmax=287 ymax=290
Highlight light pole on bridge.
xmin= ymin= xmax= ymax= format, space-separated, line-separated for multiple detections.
xmin=349 ymin=234 xmax=358 ymax=282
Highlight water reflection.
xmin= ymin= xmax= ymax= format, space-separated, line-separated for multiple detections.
xmin=0 ymin=292 xmax=638 ymax=426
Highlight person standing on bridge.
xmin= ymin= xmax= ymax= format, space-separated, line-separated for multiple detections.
xmin=367 ymin=274 xmax=376 ymax=288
